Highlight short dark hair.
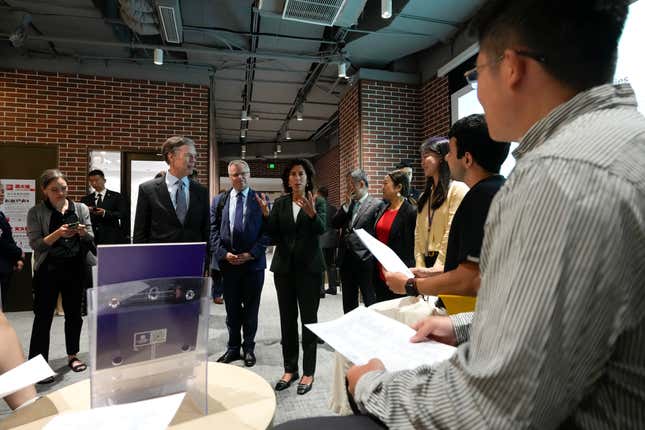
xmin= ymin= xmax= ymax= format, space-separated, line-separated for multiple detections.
xmin=448 ymin=114 xmax=510 ymax=174
xmin=387 ymin=170 xmax=410 ymax=198
xmin=469 ymin=0 xmax=629 ymax=92
xmin=281 ymin=159 xmax=316 ymax=194
xmin=317 ymin=186 xmax=329 ymax=199
xmin=88 ymin=169 xmax=105 ymax=178
xmin=161 ymin=136 xmax=195 ymax=164
xmin=395 ymin=161 xmax=412 ymax=169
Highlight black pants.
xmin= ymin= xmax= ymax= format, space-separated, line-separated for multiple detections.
xmin=274 ymin=271 xmax=322 ymax=376
xmin=373 ymin=275 xmax=405 ymax=303
xmin=28 ymin=258 xmax=84 ymax=361
xmin=322 ymin=247 xmax=338 ymax=293
xmin=222 ymin=268 xmax=264 ymax=353
xmin=340 ymin=253 xmax=376 ymax=314
xmin=211 ymin=269 xmax=223 ymax=299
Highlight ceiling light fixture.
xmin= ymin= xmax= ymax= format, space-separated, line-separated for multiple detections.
xmin=296 ymin=105 xmax=303 ymax=121
xmin=240 ymin=128 xmax=247 ymax=138
xmin=285 ymin=131 xmax=292 ymax=140
xmin=276 ymin=143 xmax=282 ymax=153
xmin=241 ymin=143 xmax=247 ymax=159
xmin=381 ymin=0 xmax=392 ymax=19
xmin=338 ymin=62 xmax=347 ymax=79
xmin=241 ymin=110 xmax=249 ymax=121
xmin=153 ymin=48 xmax=163 ymax=66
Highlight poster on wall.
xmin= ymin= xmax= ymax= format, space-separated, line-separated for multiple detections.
xmin=0 ymin=179 xmax=36 ymax=253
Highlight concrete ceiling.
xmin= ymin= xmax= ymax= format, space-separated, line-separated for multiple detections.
xmin=0 ymin=0 xmax=485 ymax=159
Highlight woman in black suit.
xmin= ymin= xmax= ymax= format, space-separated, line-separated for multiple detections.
xmin=257 ymin=159 xmax=326 ymax=395
xmin=373 ymin=170 xmax=417 ymax=302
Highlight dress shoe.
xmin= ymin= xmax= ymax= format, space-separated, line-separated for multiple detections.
xmin=216 ymin=350 xmax=241 ymax=363
xmin=243 ymin=351 xmax=256 ymax=367
xmin=213 ymin=296 xmax=224 ymax=304
xmin=274 ymin=372 xmax=299 ymax=391
xmin=297 ymin=376 xmax=314 ymax=395
xmin=324 ymin=288 xmax=337 ymax=295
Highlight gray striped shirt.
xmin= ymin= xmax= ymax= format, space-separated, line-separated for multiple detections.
xmin=354 ymin=84 xmax=645 ymax=429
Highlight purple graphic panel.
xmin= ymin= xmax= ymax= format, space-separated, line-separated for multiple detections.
xmin=97 ymin=243 xmax=206 ymax=285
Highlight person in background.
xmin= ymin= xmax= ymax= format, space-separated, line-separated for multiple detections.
xmin=81 ymin=169 xmax=129 ymax=245
xmin=372 ymin=171 xmax=417 ymax=303
xmin=0 ymin=311 xmax=37 ymax=410
xmin=414 ymin=138 xmax=468 ymax=272
xmin=332 ymin=170 xmax=384 ymax=313
xmin=316 ymin=186 xmax=339 ymax=297
xmin=258 ymin=159 xmax=326 ymax=395
xmin=395 ymin=161 xmax=420 ymax=202
xmin=27 ymin=169 xmax=94 ymax=382
xmin=208 ymin=191 xmax=226 ymax=305
xmin=211 ymin=160 xmax=270 ymax=368
xmin=386 ymin=114 xmax=510 ymax=298
xmin=0 ymin=181 xmax=25 ymax=310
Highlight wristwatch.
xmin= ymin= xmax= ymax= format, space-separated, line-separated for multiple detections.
xmin=404 ymin=278 xmax=419 ymax=297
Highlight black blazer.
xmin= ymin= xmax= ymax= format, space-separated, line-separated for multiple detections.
xmin=332 ymin=195 xmax=385 ymax=263
xmin=373 ymin=199 xmax=417 ymax=268
xmin=0 ymin=212 xmax=22 ymax=275
xmin=133 ymin=177 xmax=209 ymax=244
xmin=80 ymin=189 xmax=129 ymax=244
xmin=267 ymin=194 xmax=326 ymax=274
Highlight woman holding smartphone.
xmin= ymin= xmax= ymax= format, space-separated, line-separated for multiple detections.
xmin=26 ymin=169 xmax=94 ymax=383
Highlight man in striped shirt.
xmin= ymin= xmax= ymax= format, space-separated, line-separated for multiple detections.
xmin=276 ymin=0 xmax=645 ymax=428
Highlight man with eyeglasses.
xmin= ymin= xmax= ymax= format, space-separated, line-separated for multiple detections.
xmin=276 ymin=0 xmax=645 ymax=428
xmin=133 ymin=136 xmax=209 ymax=245
xmin=210 ymin=160 xmax=271 ymax=367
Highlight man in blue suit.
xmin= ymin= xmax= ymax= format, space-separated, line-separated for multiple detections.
xmin=211 ymin=160 xmax=270 ymax=367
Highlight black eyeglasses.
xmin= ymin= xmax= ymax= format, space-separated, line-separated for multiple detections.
xmin=464 ymin=50 xmax=546 ymax=87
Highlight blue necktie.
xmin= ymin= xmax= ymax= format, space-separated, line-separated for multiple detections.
xmin=232 ymin=192 xmax=244 ymax=249
xmin=175 ymin=180 xmax=187 ymax=224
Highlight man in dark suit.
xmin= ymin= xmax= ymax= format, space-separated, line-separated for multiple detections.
xmin=332 ymin=169 xmax=384 ymax=313
xmin=133 ymin=136 xmax=209 ymax=245
xmin=396 ymin=161 xmax=421 ymax=202
xmin=81 ymin=169 xmax=129 ymax=245
xmin=211 ymin=160 xmax=270 ymax=367
xmin=0 ymin=182 xmax=25 ymax=309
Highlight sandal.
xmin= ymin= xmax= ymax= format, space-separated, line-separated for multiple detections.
xmin=68 ymin=357 xmax=87 ymax=373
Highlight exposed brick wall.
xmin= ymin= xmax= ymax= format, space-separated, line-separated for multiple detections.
xmin=361 ymin=80 xmax=423 ymax=196
xmin=420 ymin=76 xmax=450 ymax=139
xmin=338 ymin=83 xmax=360 ymax=202
xmin=314 ymin=144 xmax=340 ymax=207
xmin=0 ymin=69 xmax=209 ymax=200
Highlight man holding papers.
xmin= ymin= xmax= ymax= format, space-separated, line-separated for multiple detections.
xmin=277 ymin=0 xmax=645 ymax=428
xmin=385 ymin=114 xmax=510 ymax=298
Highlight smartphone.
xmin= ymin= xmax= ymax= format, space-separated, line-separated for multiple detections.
xmin=66 ymin=221 xmax=80 ymax=229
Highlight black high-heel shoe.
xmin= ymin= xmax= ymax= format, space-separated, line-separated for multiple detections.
xmin=275 ymin=372 xmax=299 ymax=391
xmin=297 ymin=376 xmax=314 ymax=395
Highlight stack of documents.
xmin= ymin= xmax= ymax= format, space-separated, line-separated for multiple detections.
xmin=307 ymin=307 xmax=456 ymax=371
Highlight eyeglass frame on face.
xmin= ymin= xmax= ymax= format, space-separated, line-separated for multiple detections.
xmin=464 ymin=49 xmax=547 ymax=86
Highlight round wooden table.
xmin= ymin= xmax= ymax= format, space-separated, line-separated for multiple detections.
xmin=1 ymin=362 xmax=276 ymax=430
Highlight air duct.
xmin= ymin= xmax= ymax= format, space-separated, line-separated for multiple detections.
xmin=154 ymin=0 xmax=183 ymax=44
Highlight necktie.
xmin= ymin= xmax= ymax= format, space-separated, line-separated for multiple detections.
xmin=175 ymin=181 xmax=187 ymax=224
xmin=96 ymin=193 xmax=103 ymax=207
xmin=350 ymin=200 xmax=361 ymax=226
xmin=232 ymin=192 xmax=244 ymax=249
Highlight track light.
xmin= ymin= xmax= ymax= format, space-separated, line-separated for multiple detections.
xmin=9 ymin=15 xmax=31 ymax=48
xmin=338 ymin=62 xmax=347 ymax=79
xmin=153 ymin=48 xmax=163 ymax=65
xmin=285 ymin=131 xmax=292 ymax=140
xmin=296 ymin=105 xmax=303 ymax=121
xmin=241 ymin=110 xmax=249 ymax=121
xmin=241 ymin=143 xmax=247 ymax=159
xmin=276 ymin=143 xmax=282 ymax=153
xmin=381 ymin=0 xmax=392 ymax=19
xmin=240 ymin=128 xmax=246 ymax=138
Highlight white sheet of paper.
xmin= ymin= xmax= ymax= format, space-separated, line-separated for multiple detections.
xmin=0 ymin=355 xmax=55 ymax=399
xmin=306 ymin=307 xmax=456 ymax=371
xmin=354 ymin=228 xmax=414 ymax=279
xmin=44 ymin=392 xmax=185 ymax=430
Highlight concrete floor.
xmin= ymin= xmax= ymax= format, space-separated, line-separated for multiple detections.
xmin=1 ymin=269 xmax=347 ymax=425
